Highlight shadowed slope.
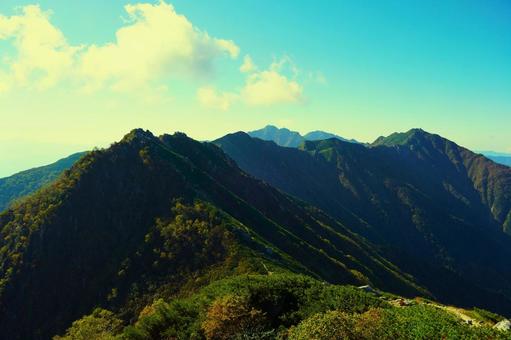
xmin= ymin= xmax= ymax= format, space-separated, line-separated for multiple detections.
xmin=215 ymin=129 xmax=511 ymax=315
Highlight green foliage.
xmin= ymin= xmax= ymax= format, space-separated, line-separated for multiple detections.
xmin=53 ymin=308 xmax=123 ymax=340
xmin=0 ymin=152 xmax=85 ymax=212
xmin=288 ymin=310 xmax=357 ymax=340
xmin=117 ymin=273 xmax=385 ymax=339
xmin=371 ymin=129 xmax=424 ymax=147
xmin=146 ymin=200 xmax=237 ymax=274
xmin=357 ymin=305 xmax=507 ymax=339
xmin=0 ymin=151 xmax=96 ymax=298
xmin=291 ymin=305 xmax=508 ymax=340
xmin=467 ymin=307 xmax=505 ymax=324
xmin=202 ymin=294 xmax=268 ymax=339
xmin=63 ymin=274 xmax=510 ymax=340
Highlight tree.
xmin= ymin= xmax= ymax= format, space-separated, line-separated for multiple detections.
xmin=202 ymin=294 xmax=267 ymax=339
xmin=54 ymin=308 xmax=123 ymax=340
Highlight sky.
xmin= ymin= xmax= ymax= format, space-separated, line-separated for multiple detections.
xmin=0 ymin=0 xmax=510 ymax=177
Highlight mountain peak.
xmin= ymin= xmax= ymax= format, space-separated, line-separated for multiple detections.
xmin=248 ymin=125 xmax=303 ymax=147
xmin=121 ymin=128 xmax=156 ymax=144
xmin=247 ymin=125 xmax=357 ymax=147
xmin=372 ymin=128 xmax=437 ymax=147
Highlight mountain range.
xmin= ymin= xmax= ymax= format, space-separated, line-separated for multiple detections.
xmin=247 ymin=125 xmax=511 ymax=168
xmin=247 ymin=125 xmax=358 ymax=147
xmin=0 ymin=129 xmax=424 ymax=339
xmin=480 ymin=151 xmax=511 ymax=167
xmin=1 ymin=127 xmax=511 ymax=338
xmin=214 ymin=128 xmax=511 ymax=311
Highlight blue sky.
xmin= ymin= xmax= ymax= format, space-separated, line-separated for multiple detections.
xmin=0 ymin=1 xmax=510 ymax=176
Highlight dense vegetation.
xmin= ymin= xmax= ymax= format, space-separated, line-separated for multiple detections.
xmin=0 ymin=152 xmax=86 ymax=211
xmin=215 ymin=129 xmax=511 ymax=314
xmin=0 ymin=129 xmax=422 ymax=339
xmin=55 ymin=273 xmax=508 ymax=339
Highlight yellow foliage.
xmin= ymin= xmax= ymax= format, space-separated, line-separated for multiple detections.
xmin=202 ymin=294 xmax=267 ymax=339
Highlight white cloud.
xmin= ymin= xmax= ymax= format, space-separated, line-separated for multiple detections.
xmin=241 ymin=58 xmax=303 ymax=106
xmin=0 ymin=5 xmax=79 ymax=91
xmin=0 ymin=2 xmax=307 ymax=109
xmin=197 ymin=86 xmax=237 ymax=111
xmin=240 ymin=55 xmax=256 ymax=73
xmin=0 ymin=2 xmax=239 ymax=93
xmin=197 ymin=57 xmax=304 ymax=109
xmin=79 ymin=1 xmax=239 ymax=91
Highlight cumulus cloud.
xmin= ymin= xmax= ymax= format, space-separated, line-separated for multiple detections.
xmin=197 ymin=57 xmax=304 ymax=109
xmin=197 ymin=86 xmax=237 ymax=111
xmin=240 ymin=55 xmax=256 ymax=73
xmin=0 ymin=5 xmax=79 ymax=91
xmin=0 ymin=2 xmax=239 ymax=92
xmin=241 ymin=58 xmax=303 ymax=106
xmin=0 ymin=2 xmax=307 ymax=109
xmin=79 ymin=1 xmax=239 ymax=91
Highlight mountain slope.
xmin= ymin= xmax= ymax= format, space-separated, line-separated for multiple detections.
xmin=0 ymin=152 xmax=86 ymax=212
xmin=0 ymin=130 xmax=422 ymax=339
xmin=215 ymin=129 xmax=511 ymax=315
xmin=372 ymin=129 xmax=511 ymax=232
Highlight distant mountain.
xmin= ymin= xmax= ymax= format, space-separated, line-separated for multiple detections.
xmin=215 ymin=128 xmax=511 ymax=315
xmin=304 ymin=130 xmax=358 ymax=143
xmin=0 ymin=129 xmax=422 ymax=339
xmin=0 ymin=152 xmax=86 ymax=212
xmin=480 ymin=151 xmax=511 ymax=157
xmin=488 ymin=156 xmax=511 ymax=167
xmin=247 ymin=125 xmax=304 ymax=147
xmin=247 ymin=125 xmax=357 ymax=147
xmin=478 ymin=151 xmax=511 ymax=167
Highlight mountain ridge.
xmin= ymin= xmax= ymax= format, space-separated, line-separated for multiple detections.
xmin=247 ymin=125 xmax=358 ymax=147
xmin=215 ymin=128 xmax=511 ymax=315
xmin=0 ymin=129 xmax=423 ymax=339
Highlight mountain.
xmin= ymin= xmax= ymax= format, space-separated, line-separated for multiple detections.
xmin=479 ymin=152 xmax=511 ymax=167
xmin=371 ymin=130 xmax=511 ymax=233
xmin=247 ymin=125 xmax=357 ymax=147
xmin=304 ymin=130 xmax=358 ymax=143
xmin=488 ymin=156 xmax=511 ymax=167
xmin=0 ymin=152 xmax=86 ymax=212
xmin=480 ymin=151 xmax=511 ymax=157
xmin=215 ymin=128 xmax=511 ymax=315
xmin=0 ymin=129 xmax=424 ymax=339
xmin=248 ymin=125 xmax=304 ymax=147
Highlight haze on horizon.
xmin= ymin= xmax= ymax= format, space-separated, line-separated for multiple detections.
xmin=0 ymin=0 xmax=510 ymax=177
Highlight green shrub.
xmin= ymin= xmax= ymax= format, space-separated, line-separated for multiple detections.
xmin=288 ymin=310 xmax=356 ymax=339
xmin=121 ymin=273 xmax=384 ymax=339
xmin=54 ymin=308 xmax=123 ymax=340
